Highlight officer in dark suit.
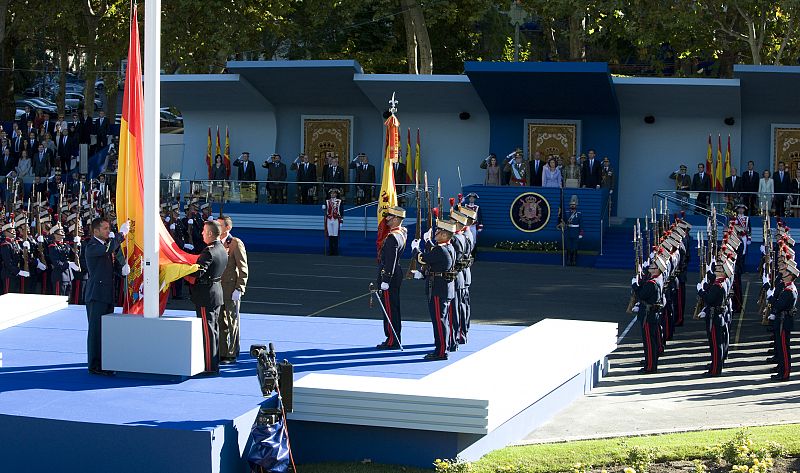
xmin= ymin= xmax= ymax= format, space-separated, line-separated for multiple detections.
xmin=581 ymin=149 xmax=602 ymax=189
xmin=233 ymin=152 xmax=257 ymax=181
xmin=692 ymin=163 xmax=712 ymax=213
xmin=774 ymin=161 xmax=791 ymax=217
xmin=528 ymin=151 xmax=544 ymax=186
xmin=376 ymin=206 xmax=406 ymax=350
xmin=413 ymin=219 xmax=457 ymax=361
xmin=392 ymin=158 xmax=407 ymax=195
xmin=94 ymin=111 xmax=109 ymax=148
xmin=741 ymin=160 xmax=760 ymax=216
xmin=350 ymin=153 xmax=376 ymax=204
xmin=84 ymin=217 xmax=129 ymax=375
xmin=322 ymin=154 xmax=345 ymax=198
xmin=0 ymin=148 xmax=15 ymax=176
xmin=48 ymin=223 xmax=77 ymax=297
xmin=724 ymin=166 xmax=742 ymax=210
xmin=262 ymin=153 xmax=288 ymax=204
xmin=188 ymin=221 xmax=228 ymax=375
xmin=291 ymin=153 xmax=317 ymax=204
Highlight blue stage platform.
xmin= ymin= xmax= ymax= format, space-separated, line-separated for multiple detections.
xmin=0 ymin=304 xmax=616 ymax=472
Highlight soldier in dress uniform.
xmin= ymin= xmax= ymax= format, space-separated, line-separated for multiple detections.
xmin=562 ymin=195 xmax=583 ymax=266
xmin=770 ymin=260 xmax=798 ymax=381
xmin=669 ymin=164 xmax=692 ymax=209
xmin=182 ymin=199 xmax=201 ymax=254
xmin=323 ymin=188 xmax=343 ymax=256
xmin=16 ymin=212 xmax=40 ymax=294
xmin=631 ymin=253 xmax=668 ymax=373
xmin=376 ymin=206 xmax=407 ymax=350
xmin=413 ymin=219 xmax=457 ymax=361
xmin=0 ymin=220 xmax=28 ymax=293
xmin=167 ymin=203 xmax=186 ymax=299
xmin=697 ymin=258 xmax=732 ymax=377
xmin=504 ymin=151 xmax=528 ymax=186
xmin=448 ymin=207 xmax=468 ymax=352
xmin=48 ymin=223 xmax=77 ymax=297
xmin=453 ymin=206 xmax=476 ymax=344
xmin=463 ymin=193 xmax=482 ymax=257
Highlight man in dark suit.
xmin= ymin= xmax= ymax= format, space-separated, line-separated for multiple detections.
xmin=692 ymin=163 xmax=712 ymax=213
xmin=350 ymin=153 xmax=376 ymax=204
xmin=724 ymin=166 xmax=741 ymax=210
xmin=773 ymin=161 xmax=790 ymax=217
xmin=233 ymin=151 xmax=256 ymax=181
xmin=741 ymin=160 xmax=759 ymax=216
xmin=18 ymin=106 xmax=34 ymax=129
xmin=392 ymin=157 xmax=407 ymax=195
xmin=56 ymin=129 xmax=76 ymax=176
xmin=27 ymin=131 xmax=38 ymax=154
xmin=528 ymin=151 xmax=544 ymax=186
xmin=188 ymin=221 xmax=228 ymax=375
xmin=33 ymin=143 xmax=51 ymax=178
xmin=40 ymin=113 xmax=53 ymax=137
xmin=581 ymin=149 xmax=602 ymax=189
xmin=262 ymin=153 xmax=288 ymax=204
xmin=0 ymin=148 xmax=16 ymax=176
xmin=322 ymin=154 xmax=345 ymax=198
xmin=84 ymin=217 xmax=129 ymax=375
xmin=79 ymin=111 xmax=93 ymax=145
xmin=291 ymin=153 xmax=317 ymax=204
xmin=95 ymin=111 xmax=109 ymax=148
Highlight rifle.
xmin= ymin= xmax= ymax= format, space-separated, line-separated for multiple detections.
xmin=626 ymin=219 xmax=642 ymax=313
xmin=34 ymin=195 xmax=44 ymax=262
xmin=693 ymin=232 xmax=707 ymax=319
xmin=405 ymin=170 xmax=422 ymax=279
xmin=21 ymin=197 xmax=30 ymax=273
xmin=72 ymin=182 xmax=83 ymax=272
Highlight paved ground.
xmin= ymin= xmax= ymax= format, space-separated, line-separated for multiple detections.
xmin=166 ymin=253 xmax=800 ymax=444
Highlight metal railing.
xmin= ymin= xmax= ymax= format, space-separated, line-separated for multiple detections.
xmin=652 ymin=189 xmax=799 ymax=218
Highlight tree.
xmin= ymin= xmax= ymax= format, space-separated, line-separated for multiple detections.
xmin=400 ymin=0 xmax=433 ymax=73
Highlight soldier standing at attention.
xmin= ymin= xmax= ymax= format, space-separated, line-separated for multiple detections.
xmin=48 ymin=223 xmax=78 ymax=297
xmin=563 ymin=195 xmax=583 ymax=266
xmin=323 ymin=188 xmax=343 ymax=256
xmin=376 ymin=206 xmax=407 ymax=350
xmin=413 ymin=219 xmax=457 ymax=361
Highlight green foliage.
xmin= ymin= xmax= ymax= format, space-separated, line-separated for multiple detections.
xmin=622 ymin=444 xmax=658 ymax=473
xmin=711 ymin=429 xmax=784 ymax=473
xmin=434 ymin=457 xmax=473 ymax=473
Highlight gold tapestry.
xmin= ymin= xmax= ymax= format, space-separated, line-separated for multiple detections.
xmin=303 ymin=118 xmax=352 ymax=177
xmin=527 ymin=123 xmax=577 ymax=161
xmin=773 ymin=127 xmax=800 ymax=173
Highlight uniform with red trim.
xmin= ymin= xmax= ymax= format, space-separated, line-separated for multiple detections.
xmin=375 ymin=206 xmax=406 ymax=350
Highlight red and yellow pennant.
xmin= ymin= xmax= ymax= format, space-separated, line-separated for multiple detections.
xmin=117 ymin=3 xmax=198 ymax=315
xmin=205 ymin=127 xmax=212 ymax=179
xmin=376 ymin=111 xmax=399 ymax=255
xmin=224 ymin=127 xmax=231 ymax=178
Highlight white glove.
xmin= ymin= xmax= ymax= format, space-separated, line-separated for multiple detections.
xmin=760 ymin=245 xmax=766 ymax=255
xmin=207 ymin=215 xmax=215 ymax=222
xmin=121 ymin=264 xmax=130 ymax=276
xmin=187 ymin=218 xmax=194 ymax=225
xmin=763 ymin=274 xmax=770 ymax=285
xmin=37 ymin=260 xmax=47 ymax=271
xmin=610 ymin=189 xmax=613 ymax=194
xmin=696 ymin=282 xmax=704 ymax=292
xmin=108 ymin=232 xmax=115 ymax=239
xmin=423 ymin=228 xmax=432 ymax=242
xmin=119 ymin=220 xmax=130 ymax=236
xmin=165 ymin=216 xmax=171 ymax=223
xmin=412 ymin=270 xmax=423 ymax=279
xmin=183 ymin=243 xmax=194 ymax=251
xmin=18 ymin=270 xmax=29 ymax=278
xmin=631 ymin=277 xmax=639 ymax=285
xmin=22 ymin=241 xmax=30 ymax=250
xmin=767 ymin=288 xmax=775 ymax=298
xmin=68 ymin=261 xmax=80 ymax=271
xmin=169 ymin=223 xmax=176 ymax=230
xmin=632 ymin=303 xmax=640 ymax=313
xmin=578 ymin=235 xmax=583 ymax=239
xmin=232 ymin=289 xmax=241 ymax=301
xmin=768 ymin=313 xmax=776 ymax=321
xmin=698 ymin=311 xmax=706 ymax=319
xmin=411 ymin=239 xmax=421 ymax=251
xmin=706 ymin=262 xmax=714 ymax=273
xmin=73 ymin=236 xmax=81 ymax=243
xmin=321 ymin=205 xmax=326 ymax=210
xmin=380 ymin=282 xmax=389 ymax=291
xmin=36 ymin=235 xmax=44 ymax=244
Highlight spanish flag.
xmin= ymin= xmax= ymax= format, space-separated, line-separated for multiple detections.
xmin=376 ymin=109 xmax=399 ymax=256
xmin=117 ymin=3 xmax=198 ymax=315
xmin=206 ymin=127 xmax=212 ymax=179
xmin=706 ymin=134 xmax=713 ymax=184
xmin=415 ymin=128 xmax=421 ymax=181
xmin=406 ymin=127 xmax=413 ymax=183
xmin=224 ymin=127 xmax=231 ymax=178
xmin=715 ymin=134 xmax=724 ymax=191
xmin=725 ymin=134 xmax=731 ymax=179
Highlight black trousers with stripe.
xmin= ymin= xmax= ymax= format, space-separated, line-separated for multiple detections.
xmin=196 ymin=304 xmax=221 ymax=372
xmin=380 ymin=286 xmax=402 ymax=346
xmin=428 ymin=294 xmax=451 ymax=358
xmin=639 ymin=309 xmax=660 ymax=371
xmin=53 ymin=281 xmax=71 ymax=298
xmin=776 ymin=314 xmax=793 ymax=379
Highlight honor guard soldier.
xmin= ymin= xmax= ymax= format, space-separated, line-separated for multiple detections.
xmin=35 ymin=210 xmax=52 ymax=294
xmin=376 ymin=206 xmax=407 ymax=350
xmin=413 ymin=218 xmax=457 ymax=361
xmin=767 ymin=259 xmax=798 ymax=381
xmin=323 ymin=188 xmax=343 ymax=256
xmin=16 ymin=212 xmax=39 ymax=294
xmin=48 ymin=223 xmax=78 ymax=297
xmin=697 ymin=259 xmax=732 ymax=377
xmin=182 ymin=199 xmax=201 ymax=254
xmin=563 ymin=195 xmax=583 ymax=266
xmin=448 ymin=204 xmax=468 ymax=352
xmin=0 ymin=219 xmax=28 ymax=293
xmin=463 ymin=193 xmax=482 ymax=254
xmin=631 ymin=253 xmax=668 ymax=373
xmin=167 ymin=203 xmax=186 ymax=299
xmin=452 ymin=206 xmax=476 ymax=344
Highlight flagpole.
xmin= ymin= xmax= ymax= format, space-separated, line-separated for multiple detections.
xmin=142 ymin=0 xmax=161 ymax=317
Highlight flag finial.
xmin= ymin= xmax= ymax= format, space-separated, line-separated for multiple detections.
xmin=389 ymin=92 xmax=398 ymax=114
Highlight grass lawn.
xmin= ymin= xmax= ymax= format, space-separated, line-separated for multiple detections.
xmin=299 ymin=424 xmax=800 ymax=473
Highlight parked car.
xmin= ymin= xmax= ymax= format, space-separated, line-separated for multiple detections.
xmin=64 ymin=92 xmax=103 ymax=111
xmin=15 ymin=99 xmax=57 ymax=115
xmin=160 ymin=110 xmax=183 ymax=128
xmin=30 ymin=97 xmax=74 ymax=115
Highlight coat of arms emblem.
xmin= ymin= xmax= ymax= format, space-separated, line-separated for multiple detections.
xmin=510 ymin=192 xmax=550 ymax=232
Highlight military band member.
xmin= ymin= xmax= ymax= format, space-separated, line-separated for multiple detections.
xmin=1 ymin=220 xmax=28 ymax=293
xmin=413 ymin=219 xmax=457 ymax=361
xmin=323 ymin=188 xmax=343 ymax=256
xmin=376 ymin=206 xmax=407 ymax=350
xmin=48 ymin=223 xmax=77 ymax=296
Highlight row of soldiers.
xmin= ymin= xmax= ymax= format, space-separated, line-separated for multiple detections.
xmin=376 ymin=192 xmax=479 ymax=361
xmin=0 ymin=192 xmax=126 ymax=304
xmin=629 ymin=203 xmax=796 ymax=380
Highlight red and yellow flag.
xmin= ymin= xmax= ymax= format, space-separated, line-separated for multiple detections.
xmin=715 ymin=134 xmax=723 ymax=191
xmin=376 ymin=112 xmax=399 ymax=255
xmin=206 ymin=127 xmax=212 ymax=179
xmin=415 ymin=128 xmax=421 ymax=181
xmin=116 ymin=4 xmax=199 ymax=315
xmin=215 ymin=126 xmax=221 ymax=159
xmin=406 ymin=127 xmax=413 ymax=183
xmin=725 ymin=135 xmax=731 ymax=179
xmin=224 ymin=127 xmax=231 ymax=178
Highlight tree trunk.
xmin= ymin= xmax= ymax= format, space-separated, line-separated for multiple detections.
xmin=545 ymin=20 xmax=559 ymax=60
xmin=103 ymin=69 xmax=119 ymax=123
xmin=84 ymin=17 xmax=98 ymax=117
xmin=568 ymin=12 xmax=585 ymax=61
xmin=775 ymin=12 xmax=795 ymax=65
xmin=400 ymin=0 xmax=418 ymax=74
xmin=57 ymin=44 xmax=69 ymax=116
xmin=400 ymin=0 xmax=433 ymax=74
xmin=0 ymin=0 xmax=14 ymax=120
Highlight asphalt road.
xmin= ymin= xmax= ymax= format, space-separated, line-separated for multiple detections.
xmin=165 ymin=252 xmax=634 ymax=329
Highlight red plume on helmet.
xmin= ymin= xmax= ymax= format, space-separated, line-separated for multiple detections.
xmin=457 ymin=193 xmax=463 ymax=203
xmin=449 ymin=197 xmax=455 ymax=208
xmin=432 ymin=207 xmax=439 ymax=218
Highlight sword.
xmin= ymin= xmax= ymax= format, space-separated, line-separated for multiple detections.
xmin=369 ymin=282 xmax=404 ymax=351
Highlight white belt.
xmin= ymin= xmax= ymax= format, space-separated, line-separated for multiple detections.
xmin=568 ymin=224 xmax=580 ymax=228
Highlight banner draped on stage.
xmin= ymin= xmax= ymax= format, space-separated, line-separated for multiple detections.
xmin=376 ymin=112 xmax=399 ymax=255
xmin=116 ymin=3 xmax=199 ymax=315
